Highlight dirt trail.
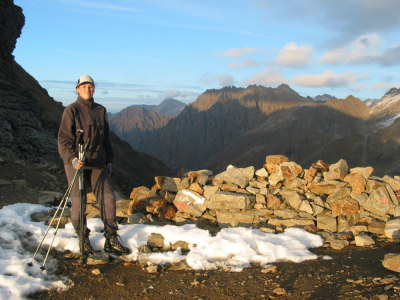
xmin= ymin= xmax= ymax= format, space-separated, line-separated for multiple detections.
xmin=29 ymin=240 xmax=400 ymax=300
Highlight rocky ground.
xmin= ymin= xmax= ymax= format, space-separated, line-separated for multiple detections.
xmin=3 ymin=160 xmax=400 ymax=299
xmin=0 ymin=159 xmax=66 ymax=209
xmin=28 ymin=239 xmax=400 ymax=299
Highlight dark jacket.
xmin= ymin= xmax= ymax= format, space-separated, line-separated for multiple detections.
xmin=58 ymin=96 xmax=113 ymax=167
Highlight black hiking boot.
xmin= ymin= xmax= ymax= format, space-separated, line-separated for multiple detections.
xmin=79 ymin=234 xmax=93 ymax=255
xmin=104 ymin=234 xmax=131 ymax=255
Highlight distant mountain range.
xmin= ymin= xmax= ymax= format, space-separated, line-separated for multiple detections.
xmin=313 ymin=94 xmax=337 ymax=102
xmin=146 ymin=98 xmax=187 ymax=116
xmin=110 ymin=84 xmax=400 ymax=177
xmin=109 ymin=98 xmax=186 ymax=149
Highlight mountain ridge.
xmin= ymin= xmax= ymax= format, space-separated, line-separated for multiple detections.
xmin=114 ymin=84 xmax=400 ymax=177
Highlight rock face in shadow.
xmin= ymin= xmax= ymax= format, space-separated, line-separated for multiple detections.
xmin=0 ymin=0 xmax=171 ymax=201
xmin=134 ymin=86 xmax=360 ymax=172
xmin=110 ymin=106 xmax=172 ymax=150
xmin=109 ymin=98 xmax=186 ymax=150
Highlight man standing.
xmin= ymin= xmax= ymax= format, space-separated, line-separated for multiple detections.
xmin=58 ymin=75 xmax=130 ymax=256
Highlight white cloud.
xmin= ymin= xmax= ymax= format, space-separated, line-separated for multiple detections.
xmin=379 ymin=44 xmax=400 ymax=66
xmin=372 ymin=81 xmax=400 ymax=91
xmin=319 ymin=33 xmax=381 ymax=65
xmin=228 ymin=60 xmax=260 ymax=69
xmin=220 ymin=47 xmax=257 ymax=58
xmin=292 ymin=70 xmax=367 ymax=88
xmin=318 ymin=47 xmax=347 ymax=65
xmin=200 ymin=73 xmax=235 ymax=87
xmin=164 ymin=89 xmax=195 ymax=99
xmin=257 ymin=0 xmax=400 ymax=40
xmin=274 ymin=42 xmax=314 ymax=68
xmin=319 ymin=34 xmax=400 ymax=67
xmin=241 ymin=67 xmax=288 ymax=87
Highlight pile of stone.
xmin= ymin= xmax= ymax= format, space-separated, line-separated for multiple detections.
xmin=128 ymin=155 xmax=400 ymax=250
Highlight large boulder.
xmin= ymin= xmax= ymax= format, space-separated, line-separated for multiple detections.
xmin=343 ymin=173 xmax=366 ymax=194
xmin=317 ymin=213 xmax=337 ymax=232
xmin=215 ymin=210 xmax=257 ymax=227
xmin=323 ymin=159 xmax=349 ymax=181
xmin=208 ymin=191 xmax=255 ymax=210
xmin=173 ymin=189 xmax=208 ymax=217
xmin=308 ymin=181 xmax=347 ymax=195
xmin=214 ymin=166 xmax=255 ymax=188
xmin=279 ymin=190 xmax=304 ymax=210
xmin=362 ymin=186 xmax=395 ymax=216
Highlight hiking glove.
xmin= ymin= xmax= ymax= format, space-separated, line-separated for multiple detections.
xmin=72 ymin=158 xmax=84 ymax=169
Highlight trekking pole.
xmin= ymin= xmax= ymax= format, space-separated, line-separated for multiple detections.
xmin=40 ymin=138 xmax=90 ymax=269
xmin=75 ymin=129 xmax=89 ymax=262
xmin=29 ymin=137 xmax=91 ymax=269
xmin=78 ymin=136 xmax=85 ymax=262
xmin=28 ymin=169 xmax=79 ymax=267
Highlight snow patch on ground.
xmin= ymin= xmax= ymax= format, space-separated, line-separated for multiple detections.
xmin=0 ymin=203 xmax=324 ymax=299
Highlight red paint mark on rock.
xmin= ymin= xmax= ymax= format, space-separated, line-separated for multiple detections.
xmin=380 ymin=197 xmax=390 ymax=203
xmin=175 ymin=202 xmax=188 ymax=210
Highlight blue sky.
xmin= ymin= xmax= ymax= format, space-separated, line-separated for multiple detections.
xmin=13 ymin=0 xmax=400 ymax=112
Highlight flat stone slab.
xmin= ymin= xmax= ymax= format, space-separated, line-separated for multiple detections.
xmin=86 ymin=252 xmax=110 ymax=265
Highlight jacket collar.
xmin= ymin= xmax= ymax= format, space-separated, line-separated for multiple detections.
xmin=77 ymin=96 xmax=94 ymax=107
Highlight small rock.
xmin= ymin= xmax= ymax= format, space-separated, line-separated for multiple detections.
xmin=91 ymin=268 xmax=101 ymax=275
xmin=30 ymin=211 xmax=49 ymax=222
xmin=255 ymin=168 xmax=268 ymax=177
xmin=354 ymin=234 xmax=375 ymax=246
xmin=272 ymin=287 xmax=287 ymax=295
xmin=146 ymin=264 xmax=158 ymax=273
xmin=190 ymin=280 xmax=200 ymax=286
xmin=384 ymin=219 xmax=400 ymax=239
xmin=138 ymin=244 xmax=152 ymax=254
xmin=171 ymin=240 xmax=190 ymax=254
xmin=147 ymin=233 xmax=165 ymax=250
xmin=261 ymin=265 xmax=277 ymax=274
xmin=64 ymin=252 xmax=77 ymax=259
xmin=329 ymin=239 xmax=349 ymax=250
xmin=128 ymin=213 xmax=149 ymax=224
xmin=382 ymin=253 xmax=400 ymax=272
xmin=38 ymin=194 xmax=57 ymax=206
xmin=168 ymin=260 xmax=189 ymax=271
xmin=86 ymin=252 xmax=110 ymax=265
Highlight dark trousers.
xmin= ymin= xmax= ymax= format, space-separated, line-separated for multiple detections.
xmin=64 ymin=164 xmax=118 ymax=238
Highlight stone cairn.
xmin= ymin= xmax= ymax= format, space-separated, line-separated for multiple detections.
xmin=127 ymin=154 xmax=400 ymax=252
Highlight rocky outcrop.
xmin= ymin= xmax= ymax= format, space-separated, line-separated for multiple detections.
xmin=127 ymin=155 xmax=400 ymax=251
xmin=0 ymin=0 xmax=24 ymax=59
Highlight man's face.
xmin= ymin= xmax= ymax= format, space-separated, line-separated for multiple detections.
xmin=76 ymin=83 xmax=95 ymax=100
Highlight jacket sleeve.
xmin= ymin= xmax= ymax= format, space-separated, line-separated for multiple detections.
xmin=103 ymin=110 xmax=114 ymax=163
xmin=58 ymin=107 xmax=77 ymax=165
